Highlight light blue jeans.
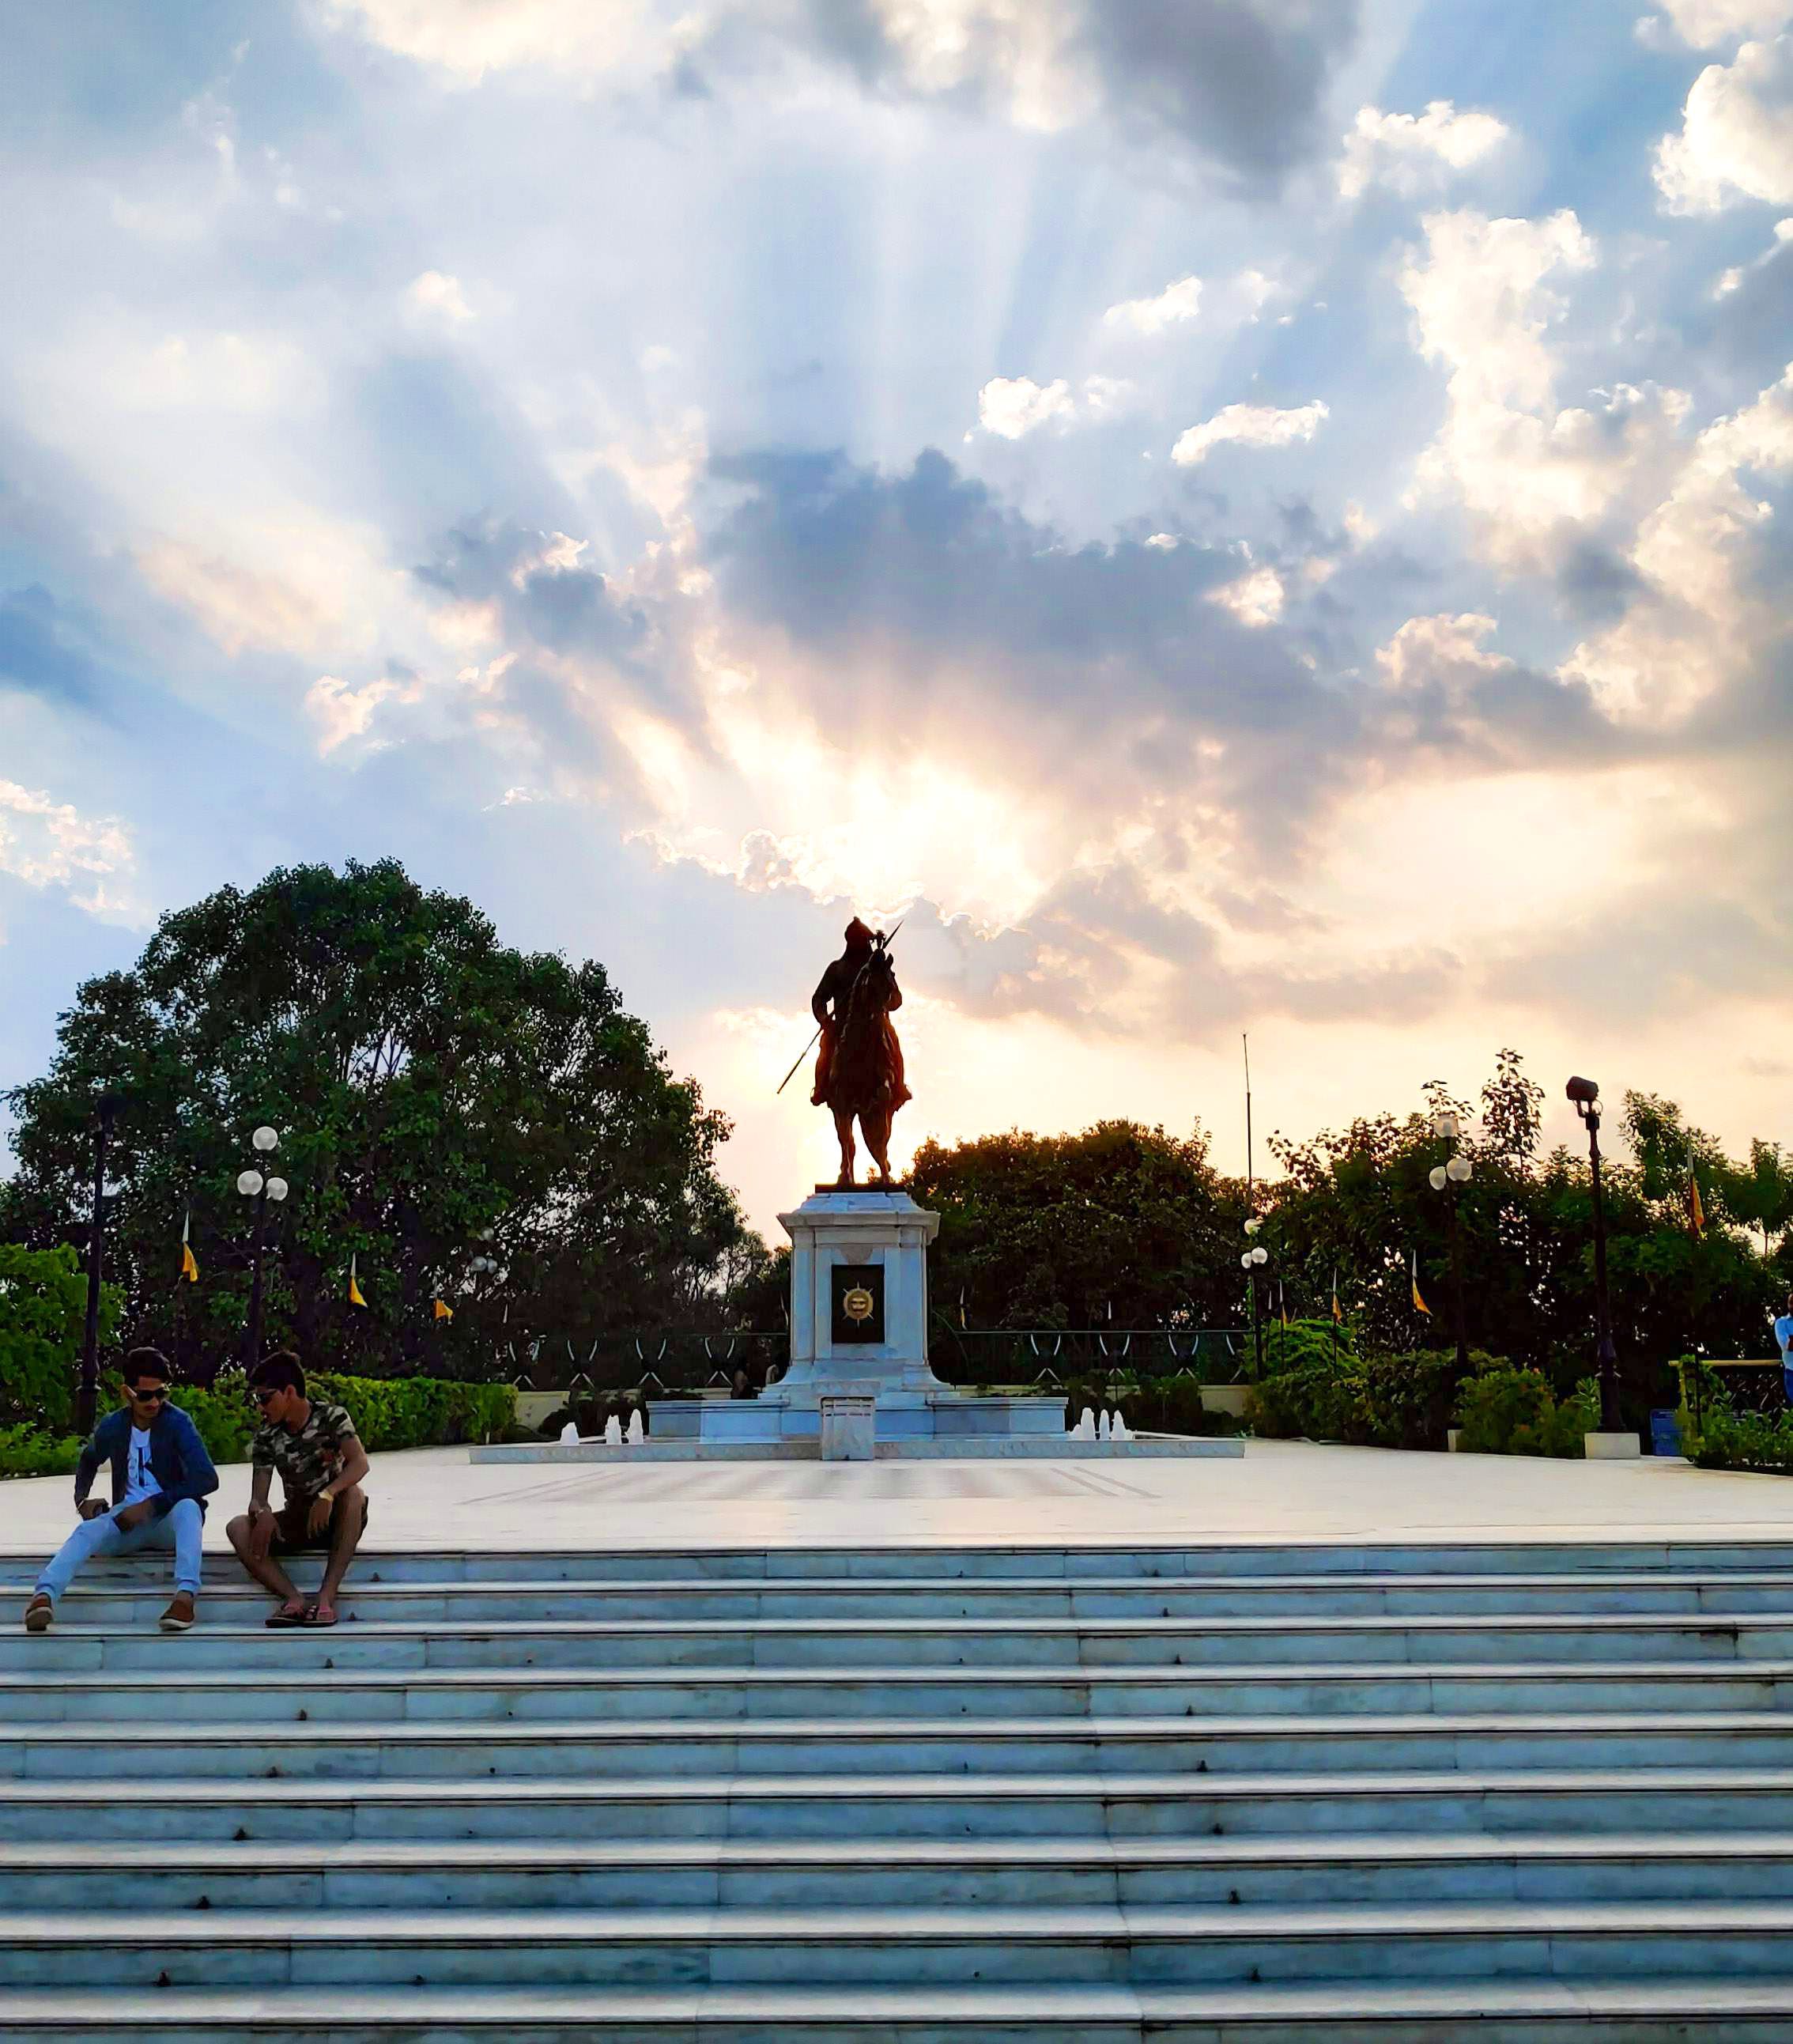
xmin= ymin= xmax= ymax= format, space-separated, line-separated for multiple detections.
xmin=36 ymin=1498 xmax=204 ymax=1604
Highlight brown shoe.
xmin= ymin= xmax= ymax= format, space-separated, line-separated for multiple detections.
xmin=158 ymin=1593 xmax=196 ymax=1633
xmin=23 ymin=1595 xmax=52 ymax=1634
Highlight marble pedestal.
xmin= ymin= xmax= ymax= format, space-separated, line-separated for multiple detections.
xmin=649 ymin=1188 xmax=1063 ymax=1449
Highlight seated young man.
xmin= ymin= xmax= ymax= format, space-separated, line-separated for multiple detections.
xmin=24 ymin=1348 xmax=218 ymax=1634
xmin=227 ymin=1352 xmax=370 ymax=1628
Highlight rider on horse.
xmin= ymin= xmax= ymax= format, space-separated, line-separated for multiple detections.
xmin=810 ymin=918 xmax=910 ymax=1113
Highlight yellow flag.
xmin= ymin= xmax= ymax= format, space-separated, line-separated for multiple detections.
xmin=179 ymin=1210 xmax=198 ymax=1284
xmin=1411 ymin=1251 xmax=1431 ymax=1317
xmin=348 ymin=1253 xmax=368 ymax=1309
xmin=1689 ymin=1175 xmax=1706 ymax=1239
xmin=433 ymin=1298 xmax=454 ymax=1321
xmin=1331 ymin=1271 xmax=1342 ymax=1323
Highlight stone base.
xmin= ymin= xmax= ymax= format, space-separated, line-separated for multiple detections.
xmin=1585 ymin=1430 xmax=1643 ymax=1460
xmin=472 ymin=1434 xmax=1244 ymax=1464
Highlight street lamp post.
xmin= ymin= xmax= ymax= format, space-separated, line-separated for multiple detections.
xmin=1427 ymin=1111 xmax=1473 ymax=1375
xmin=236 ymin=1126 xmax=289 ymax=1369
xmin=76 ymin=1091 xmax=127 ymax=1436
xmin=1241 ymin=1222 xmax=1268 ymax=1376
xmin=1568 ymin=1077 xmax=1621 ymax=1434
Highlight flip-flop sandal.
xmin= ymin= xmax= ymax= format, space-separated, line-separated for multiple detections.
xmin=303 ymin=1604 xmax=338 ymax=1628
xmin=265 ymin=1600 xmax=308 ymax=1629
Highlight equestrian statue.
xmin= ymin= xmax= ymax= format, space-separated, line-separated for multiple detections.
xmin=806 ymin=917 xmax=911 ymax=1187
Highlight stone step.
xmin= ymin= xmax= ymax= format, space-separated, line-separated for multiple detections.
xmin=22 ymin=1569 xmax=1793 ymax=1622
xmin=4 ymin=1977 xmax=1793 ymax=2041
xmin=12 ymin=1611 xmax=1793 ymax=1672
xmin=11 ymin=1539 xmax=1793 ymax=1585
xmin=12 ymin=1658 xmax=1793 ymax=1724
xmin=17 ymin=1976 xmax=1793 ymax=2042
xmin=5 ymin=1712 xmax=1793 ymax=1781
xmin=3 ymin=1766 xmax=1787 ymax=1842
xmin=7 ymin=1900 xmax=1793 ymax=1989
xmin=0 ymin=1830 xmax=1789 ymax=1911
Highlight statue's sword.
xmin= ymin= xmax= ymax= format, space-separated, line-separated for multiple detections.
xmin=776 ymin=919 xmax=904 ymax=1096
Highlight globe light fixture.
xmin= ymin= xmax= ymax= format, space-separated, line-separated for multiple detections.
xmin=1429 ymin=1166 xmax=1448 ymax=1192
xmin=1244 ymin=1218 xmax=1262 ymax=1236
xmin=1431 ymin=1111 xmax=1459 ymax=1142
xmin=1251 ymin=1245 xmax=1268 ymax=1266
xmin=236 ymin=1125 xmax=289 ymax=1369
xmin=1240 ymin=1252 xmax=1254 ymax=1270
xmin=1565 ymin=1075 xmax=1621 ymax=1432
xmin=1447 ymin=1154 xmax=1471 ymax=1184
xmin=1428 ymin=1109 xmax=1473 ymax=1372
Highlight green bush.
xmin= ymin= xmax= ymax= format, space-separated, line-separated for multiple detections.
xmin=0 ymin=1425 xmax=83 ymax=1479
xmin=0 ymin=1244 xmax=121 ymax=1432
xmin=1244 ymin=1345 xmax=1468 ymax=1450
xmin=1689 ymin=1404 xmax=1793 ymax=1473
xmin=74 ymin=1369 xmax=515 ymax=1472
xmin=1452 ymin=1364 xmax=1597 ymax=1457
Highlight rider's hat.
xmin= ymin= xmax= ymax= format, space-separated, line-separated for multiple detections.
xmin=844 ymin=917 xmax=875 ymax=946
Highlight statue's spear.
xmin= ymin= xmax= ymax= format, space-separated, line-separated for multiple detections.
xmin=776 ymin=920 xmax=903 ymax=1096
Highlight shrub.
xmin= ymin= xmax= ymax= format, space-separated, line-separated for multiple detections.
xmin=70 ymin=1370 xmax=516 ymax=1471
xmin=1244 ymin=1346 xmax=1470 ymax=1450
xmin=1452 ymin=1364 xmax=1597 ymax=1458
xmin=1689 ymin=1404 xmax=1793 ymax=1474
xmin=0 ymin=1244 xmax=121 ymax=1432
xmin=0 ymin=1425 xmax=83 ymax=1479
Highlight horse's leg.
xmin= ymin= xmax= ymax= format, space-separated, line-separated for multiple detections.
xmin=832 ymin=1105 xmax=856 ymax=1188
xmin=866 ymin=1110 xmax=893 ymax=1185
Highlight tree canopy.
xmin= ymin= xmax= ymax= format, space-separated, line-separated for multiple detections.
xmin=1 ymin=859 xmax=757 ymax=1378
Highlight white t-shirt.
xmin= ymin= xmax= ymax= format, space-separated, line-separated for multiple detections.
xmin=121 ymin=1426 xmax=163 ymax=1509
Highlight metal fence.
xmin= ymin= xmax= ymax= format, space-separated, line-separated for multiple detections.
xmin=503 ymin=1326 xmax=1247 ymax=1399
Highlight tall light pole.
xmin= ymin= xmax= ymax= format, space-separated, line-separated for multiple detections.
xmin=76 ymin=1091 xmax=127 ymax=1435
xmin=1568 ymin=1077 xmax=1621 ymax=1434
xmin=1428 ymin=1111 xmax=1473 ymax=1375
xmin=236 ymin=1126 xmax=289 ymax=1369
xmin=1241 ymin=1221 xmax=1268 ymax=1376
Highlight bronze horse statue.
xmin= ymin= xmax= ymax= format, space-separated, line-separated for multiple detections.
xmin=816 ymin=935 xmax=908 ymax=1187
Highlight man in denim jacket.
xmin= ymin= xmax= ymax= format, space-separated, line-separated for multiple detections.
xmin=23 ymin=1348 xmax=218 ymax=1634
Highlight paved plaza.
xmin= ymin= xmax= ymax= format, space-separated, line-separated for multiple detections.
xmin=4 ymin=1437 xmax=1792 ymax=1558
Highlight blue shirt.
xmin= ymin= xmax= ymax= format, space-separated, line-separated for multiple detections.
xmin=75 ymin=1405 xmax=218 ymax=1520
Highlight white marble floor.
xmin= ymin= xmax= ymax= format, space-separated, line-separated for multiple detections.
xmin=3 ymin=1438 xmax=1793 ymax=1554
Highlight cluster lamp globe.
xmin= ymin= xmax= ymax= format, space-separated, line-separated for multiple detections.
xmin=1431 ymin=1111 xmax=1459 ymax=1142
xmin=237 ymin=1169 xmax=263 ymax=1197
xmin=1429 ymin=1166 xmax=1448 ymax=1192
xmin=1447 ymin=1154 xmax=1471 ymax=1183
xmin=251 ymin=1126 xmax=279 ymax=1153
xmin=266 ymin=1176 xmax=289 ymax=1203
xmin=1251 ymin=1245 xmax=1268 ymax=1266
xmin=1240 ymin=1252 xmax=1253 ymax=1270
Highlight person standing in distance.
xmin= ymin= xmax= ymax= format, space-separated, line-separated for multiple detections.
xmin=1776 ymin=1294 xmax=1793 ymax=1405
xmin=23 ymin=1349 xmax=217 ymax=1634
xmin=227 ymin=1353 xmax=370 ymax=1628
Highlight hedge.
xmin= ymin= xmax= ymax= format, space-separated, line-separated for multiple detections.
xmin=1678 ymin=1357 xmax=1793 ymax=1474
xmin=1452 ymin=1365 xmax=1596 ymax=1458
xmin=0 ymin=1371 xmax=515 ymax=1479
xmin=1247 ymin=1348 xmax=1464 ymax=1450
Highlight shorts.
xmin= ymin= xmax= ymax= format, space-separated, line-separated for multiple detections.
xmin=269 ymin=1494 xmax=370 ymax=1552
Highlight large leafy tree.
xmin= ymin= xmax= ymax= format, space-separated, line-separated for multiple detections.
xmin=1 ymin=860 xmax=755 ymax=1379
xmin=909 ymin=1120 xmax=1248 ymax=1331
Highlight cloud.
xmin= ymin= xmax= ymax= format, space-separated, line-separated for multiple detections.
xmin=973 ymin=374 xmax=1135 ymax=438
xmin=1171 ymin=399 xmax=1328 ymax=465
xmin=319 ymin=0 xmax=1361 ymax=187
xmin=1644 ymin=0 xmax=1793 ymax=49
xmin=1655 ymin=35 xmax=1793 ymax=213
xmin=1206 ymin=563 xmax=1285 ymax=625
xmin=1104 ymin=274 xmax=1202 ymax=334
xmin=976 ymin=375 xmax=1076 ymax=439
xmin=0 ymin=780 xmax=138 ymax=917
xmin=406 ymin=270 xmax=475 ymax=322
xmin=1337 ymin=100 xmax=1510 ymax=198
xmin=1398 ymin=209 xmax=1691 ymax=572
xmin=0 ymin=588 xmax=104 ymax=712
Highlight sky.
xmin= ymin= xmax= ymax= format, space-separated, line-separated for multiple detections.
xmin=2 ymin=0 xmax=1791 ymax=1240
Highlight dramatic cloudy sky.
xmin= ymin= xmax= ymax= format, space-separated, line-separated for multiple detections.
xmin=3 ymin=0 xmax=1791 ymax=1234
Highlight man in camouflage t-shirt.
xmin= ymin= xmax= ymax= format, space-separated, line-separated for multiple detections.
xmin=226 ymin=1352 xmax=370 ymax=1627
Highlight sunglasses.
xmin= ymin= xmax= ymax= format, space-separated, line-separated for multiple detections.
xmin=251 ymin=1388 xmax=283 ymax=1405
xmin=128 ymin=1386 xmax=169 ymax=1403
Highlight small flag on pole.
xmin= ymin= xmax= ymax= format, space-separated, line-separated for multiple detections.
xmin=348 ymin=1254 xmax=368 ymax=1309
xmin=1411 ymin=1251 xmax=1432 ymax=1317
xmin=1278 ymin=1281 xmax=1289 ymax=1331
xmin=179 ymin=1211 xmax=198 ymax=1285
xmin=958 ymin=1288 xmax=966 ymax=1330
xmin=433 ymin=1298 xmax=454 ymax=1321
xmin=1689 ymin=1174 xmax=1706 ymax=1240
xmin=1331 ymin=1269 xmax=1342 ymax=1323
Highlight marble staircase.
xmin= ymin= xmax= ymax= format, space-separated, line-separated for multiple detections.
xmin=4 ymin=1539 xmax=1793 ymax=2038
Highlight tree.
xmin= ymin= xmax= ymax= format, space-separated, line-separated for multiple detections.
xmin=908 ymin=1120 xmax=1247 ymax=1331
xmin=0 ymin=1244 xmax=120 ymax=1431
xmin=0 ymin=860 xmax=757 ymax=1379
